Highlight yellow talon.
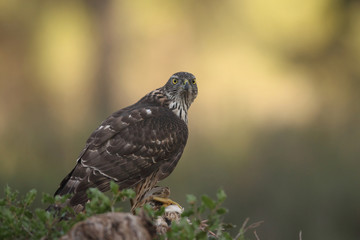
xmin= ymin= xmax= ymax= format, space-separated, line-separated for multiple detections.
xmin=151 ymin=196 xmax=183 ymax=209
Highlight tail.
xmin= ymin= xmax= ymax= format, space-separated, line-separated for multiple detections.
xmin=54 ymin=165 xmax=77 ymax=196
xmin=46 ymin=166 xmax=78 ymax=212
xmin=46 ymin=163 xmax=112 ymax=212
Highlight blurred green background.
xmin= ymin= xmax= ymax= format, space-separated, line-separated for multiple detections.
xmin=1 ymin=0 xmax=360 ymax=239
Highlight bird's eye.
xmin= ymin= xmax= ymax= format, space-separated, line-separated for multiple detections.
xmin=172 ymin=78 xmax=178 ymax=84
xmin=192 ymin=79 xmax=196 ymax=84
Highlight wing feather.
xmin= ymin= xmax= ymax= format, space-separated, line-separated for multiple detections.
xmin=56 ymin=105 xmax=188 ymax=206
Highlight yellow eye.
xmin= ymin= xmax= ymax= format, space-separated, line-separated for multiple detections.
xmin=172 ymin=78 xmax=178 ymax=84
xmin=192 ymin=79 xmax=196 ymax=84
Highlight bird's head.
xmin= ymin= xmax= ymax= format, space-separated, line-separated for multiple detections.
xmin=164 ymin=72 xmax=198 ymax=108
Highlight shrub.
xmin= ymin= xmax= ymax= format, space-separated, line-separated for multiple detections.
xmin=0 ymin=184 xmax=260 ymax=239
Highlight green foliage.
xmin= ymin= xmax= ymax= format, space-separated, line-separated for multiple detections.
xmin=0 ymin=185 xmax=259 ymax=239
xmin=164 ymin=189 xmax=234 ymax=240
xmin=0 ymin=184 xmax=135 ymax=240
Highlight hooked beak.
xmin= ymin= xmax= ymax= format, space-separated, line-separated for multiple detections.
xmin=183 ymin=79 xmax=189 ymax=91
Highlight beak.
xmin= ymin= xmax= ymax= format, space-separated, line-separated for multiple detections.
xmin=183 ymin=79 xmax=189 ymax=91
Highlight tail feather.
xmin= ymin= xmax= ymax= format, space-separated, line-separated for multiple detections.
xmin=54 ymin=165 xmax=77 ymax=196
xmin=51 ymin=163 xmax=113 ymax=208
xmin=48 ymin=162 xmax=139 ymax=213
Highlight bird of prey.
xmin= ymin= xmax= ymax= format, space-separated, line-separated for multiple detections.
xmin=53 ymin=72 xmax=198 ymax=212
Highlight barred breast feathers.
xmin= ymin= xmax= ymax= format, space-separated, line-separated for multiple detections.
xmin=138 ymin=88 xmax=189 ymax=124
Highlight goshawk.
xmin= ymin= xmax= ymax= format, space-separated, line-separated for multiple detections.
xmin=53 ymin=72 xmax=198 ymax=211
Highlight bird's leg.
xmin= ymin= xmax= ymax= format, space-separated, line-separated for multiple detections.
xmin=131 ymin=185 xmax=184 ymax=213
xmin=150 ymin=196 xmax=183 ymax=210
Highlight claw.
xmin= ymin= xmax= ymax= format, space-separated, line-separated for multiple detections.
xmin=151 ymin=196 xmax=183 ymax=210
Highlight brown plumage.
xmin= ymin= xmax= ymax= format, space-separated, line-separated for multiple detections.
xmin=53 ymin=72 xmax=198 ymax=211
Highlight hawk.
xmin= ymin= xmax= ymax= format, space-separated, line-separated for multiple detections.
xmin=53 ymin=72 xmax=198 ymax=212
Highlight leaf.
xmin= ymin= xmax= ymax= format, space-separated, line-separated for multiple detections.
xmin=120 ymin=188 xmax=136 ymax=199
xmin=54 ymin=194 xmax=70 ymax=204
xmin=4 ymin=185 xmax=18 ymax=201
xmin=155 ymin=206 xmax=165 ymax=217
xmin=110 ymin=181 xmax=119 ymax=194
xmin=41 ymin=193 xmax=55 ymax=204
xmin=24 ymin=210 xmax=33 ymax=219
xmin=221 ymin=231 xmax=233 ymax=240
xmin=24 ymin=189 xmax=37 ymax=206
xmin=216 ymin=189 xmax=227 ymax=203
xmin=198 ymin=204 xmax=206 ymax=214
xmin=201 ymin=195 xmax=216 ymax=210
xmin=181 ymin=209 xmax=194 ymax=217
xmin=186 ymin=194 xmax=197 ymax=204
xmin=195 ymin=230 xmax=207 ymax=239
xmin=35 ymin=209 xmax=51 ymax=223
xmin=216 ymin=207 xmax=228 ymax=215
xmin=4 ymin=185 xmax=11 ymax=197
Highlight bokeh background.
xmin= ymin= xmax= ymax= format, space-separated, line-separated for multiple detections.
xmin=1 ymin=0 xmax=360 ymax=239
